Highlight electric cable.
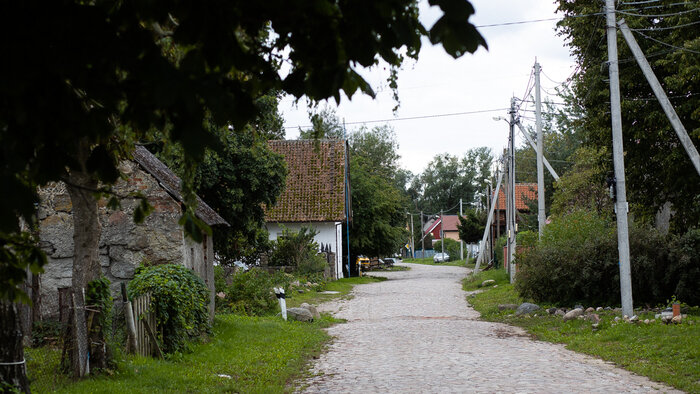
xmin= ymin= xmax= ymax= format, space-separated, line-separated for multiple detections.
xmin=632 ymin=30 xmax=700 ymax=54
xmin=630 ymin=20 xmax=700 ymax=31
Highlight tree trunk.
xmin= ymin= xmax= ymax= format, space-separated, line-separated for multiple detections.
xmin=65 ymin=141 xmax=104 ymax=377
xmin=0 ymin=301 xmax=30 ymax=393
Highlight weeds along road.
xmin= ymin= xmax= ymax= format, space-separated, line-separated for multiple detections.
xmin=297 ymin=263 xmax=679 ymax=393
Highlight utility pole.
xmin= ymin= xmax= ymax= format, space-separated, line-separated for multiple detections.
xmin=420 ymin=211 xmax=425 ymax=258
xmin=459 ymin=198 xmax=464 ymax=260
xmin=508 ymin=97 xmax=517 ymax=283
xmin=534 ymin=60 xmax=546 ymax=238
xmin=606 ymin=0 xmax=634 ymax=317
xmin=440 ymin=210 xmax=445 ymax=257
xmin=474 ymin=155 xmax=505 ymax=274
xmin=409 ymin=213 xmax=415 ymax=259
xmin=617 ymin=19 xmax=700 ymax=176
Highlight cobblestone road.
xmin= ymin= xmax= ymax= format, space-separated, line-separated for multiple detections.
xmin=297 ymin=263 xmax=680 ymax=393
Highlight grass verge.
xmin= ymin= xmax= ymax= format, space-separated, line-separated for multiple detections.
xmin=462 ymin=269 xmax=700 ymax=393
xmin=403 ymin=257 xmax=471 ymax=267
xmin=28 ymin=276 xmax=382 ymax=393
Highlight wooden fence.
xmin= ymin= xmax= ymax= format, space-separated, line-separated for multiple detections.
xmin=131 ymin=292 xmax=156 ymax=357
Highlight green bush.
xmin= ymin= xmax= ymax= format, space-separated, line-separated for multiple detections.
xmin=433 ymin=238 xmax=460 ymax=261
xmin=515 ymin=210 xmax=700 ymax=307
xmin=222 ymin=268 xmax=293 ymax=316
xmin=493 ymin=235 xmax=507 ymax=268
xmin=268 ymin=227 xmax=327 ymax=274
xmin=128 ymin=264 xmax=210 ymax=353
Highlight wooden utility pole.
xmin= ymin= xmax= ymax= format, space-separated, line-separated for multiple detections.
xmin=474 ymin=156 xmax=505 ymax=274
xmin=459 ymin=198 xmax=464 ymax=260
xmin=534 ymin=60 xmax=546 ymax=238
xmin=606 ymin=0 xmax=634 ymax=317
xmin=420 ymin=211 xmax=425 ymax=258
xmin=409 ymin=213 xmax=415 ymax=258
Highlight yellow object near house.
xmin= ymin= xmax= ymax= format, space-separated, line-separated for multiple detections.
xmin=357 ymin=256 xmax=370 ymax=270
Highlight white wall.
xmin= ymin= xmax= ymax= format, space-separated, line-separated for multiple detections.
xmin=266 ymin=221 xmax=344 ymax=279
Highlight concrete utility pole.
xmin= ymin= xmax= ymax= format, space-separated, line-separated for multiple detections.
xmin=474 ymin=156 xmax=505 ymax=274
xmin=441 ymin=210 xmax=445 ymax=257
xmin=459 ymin=198 xmax=464 ymax=260
xmin=508 ymin=97 xmax=517 ymax=283
xmin=606 ymin=0 xmax=634 ymax=317
xmin=617 ymin=19 xmax=700 ymax=177
xmin=515 ymin=122 xmax=560 ymax=180
xmin=534 ymin=60 xmax=546 ymax=238
xmin=419 ymin=211 xmax=425 ymax=258
xmin=409 ymin=212 xmax=415 ymax=258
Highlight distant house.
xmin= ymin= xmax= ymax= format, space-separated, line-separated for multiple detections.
xmin=424 ymin=215 xmax=462 ymax=243
xmin=37 ymin=146 xmax=228 ymax=321
xmin=264 ymin=140 xmax=351 ymax=279
xmin=491 ymin=183 xmax=538 ymax=235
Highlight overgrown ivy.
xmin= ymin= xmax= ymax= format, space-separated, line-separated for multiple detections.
xmin=128 ymin=264 xmax=210 ymax=354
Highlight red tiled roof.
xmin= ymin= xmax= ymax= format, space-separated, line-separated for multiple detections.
xmin=441 ymin=215 xmax=461 ymax=232
xmin=493 ymin=183 xmax=538 ymax=211
xmin=264 ymin=140 xmax=348 ymax=222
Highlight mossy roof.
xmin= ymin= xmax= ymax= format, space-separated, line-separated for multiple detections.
xmin=264 ymin=140 xmax=348 ymax=223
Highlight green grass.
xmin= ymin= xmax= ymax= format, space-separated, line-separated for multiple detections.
xmin=28 ymin=314 xmax=337 ymax=393
xmin=463 ymin=269 xmax=700 ymax=393
xmin=403 ymin=257 xmax=470 ymax=267
xmin=27 ymin=276 xmax=385 ymax=393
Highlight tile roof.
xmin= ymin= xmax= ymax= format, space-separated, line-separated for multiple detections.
xmin=132 ymin=146 xmax=229 ymax=227
xmin=264 ymin=140 xmax=348 ymax=222
xmin=441 ymin=215 xmax=462 ymax=232
xmin=493 ymin=183 xmax=538 ymax=211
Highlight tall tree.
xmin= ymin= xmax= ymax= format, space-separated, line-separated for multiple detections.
xmin=556 ymin=0 xmax=700 ymax=232
xmin=348 ymin=126 xmax=408 ymax=258
xmin=1 ymin=0 xmax=485 ymax=387
xmin=410 ymin=148 xmax=493 ymax=214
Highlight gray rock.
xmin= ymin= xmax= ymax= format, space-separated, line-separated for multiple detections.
xmin=643 ymin=319 xmax=650 ymax=324
xmin=661 ymin=315 xmax=673 ymax=324
xmin=497 ymin=304 xmax=519 ymax=311
xmin=585 ymin=307 xmax=595 ymax=313
xmin=546 ymin=307 xmax=557 ymax=315
xmin=574 ymin=304 xmax=584 ymax=310
xmin=481 ymin=279 xmax=496 ymax=287
xmin=300 ymin=303 xmax=321 ymax=319
xmin=286 ymin=307 xmax=314 ymax=322
xmin=671 ymin=315 xmax=682 ymax=324
xmin=604 ymin=306 xmax=612 ymax=311
xmin=586 ymin=314 xmax=600 ymax=324
xmin=515 ymin=302 xmax=540 ymax=316
xmin=614 ymin=316 xmax=621 ymax=322
xmin=563 ymin=308 xmax=583 ymax=321
xmin=554 ymin=309 xmax=566 ymax=317
xmin=629 ymin=315 xmax=639 ymax=323
xmin=596 ymin=307 xmax=603 ymax=312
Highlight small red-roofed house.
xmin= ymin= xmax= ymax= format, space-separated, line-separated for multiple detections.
xmin=491 ymin=183 xmax=538 ymax=235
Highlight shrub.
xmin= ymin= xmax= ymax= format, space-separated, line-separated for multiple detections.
xmin=128 ymin=264 xmax=210 ymax=353
xmin=222 ymin=268 xmax=293 ymax=316
xmin=268 ymin=227 xmax=327 ymax=274
xmin=493 ymin=235 xmax=507 ymax=268
xmin=515 ymin=210 xmax=700 ymax=307
xmin=433 ymin=238 xmax=461 ymax=261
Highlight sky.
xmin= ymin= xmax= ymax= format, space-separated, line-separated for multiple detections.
xmin=279 ymin=0 xmax=578 ymax=175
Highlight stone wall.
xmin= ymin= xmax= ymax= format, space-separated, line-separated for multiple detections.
xmin=37 ymin=160 xmax=213 ymax=320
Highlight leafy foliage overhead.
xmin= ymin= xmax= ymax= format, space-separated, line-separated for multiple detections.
xmin=555 ymin=0 xmax=700 ymax=232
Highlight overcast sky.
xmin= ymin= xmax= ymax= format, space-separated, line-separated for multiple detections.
xmin=280 ymin=0 xmax=577 ymax=175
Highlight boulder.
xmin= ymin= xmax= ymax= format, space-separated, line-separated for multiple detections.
xmin=671 ymin=315 xmax=682 ymax=324
xmin=481 ymin=279 xmax=496 ymax=287
xmin=300 ymin=303 xmax=321 ymax=319
xmin=596 ymin=307 xmax=604 ymax=312
xmin=546 ymin=307 xmax=557 ymax=315
xmin=554 ymin=309 xmax=566 ymax=317
xmin=574 ymin=304 xmax=584 ymax=310
xmin=515 ymin=303 xmax=540 ymax=316
xmin=586 ymin=314 xmax=600 ymax=324
xmin=286 ymin=307 xmax=314 ymax=322
xmin=563 ymin=308 xmax=583 ymax=321
xmin=497 ymin=304 xmax=519 ymax=311
xmin=585 ymin=307 xmax=595 ymax=314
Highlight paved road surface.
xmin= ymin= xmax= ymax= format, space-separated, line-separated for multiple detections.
xmin=297 ymin=263 xmax=679 ymax=393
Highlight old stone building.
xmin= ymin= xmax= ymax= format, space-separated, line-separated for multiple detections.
xmin=37 ymin=146 xmax=228 ymax=321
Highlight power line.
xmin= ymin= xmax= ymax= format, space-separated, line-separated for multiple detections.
xmin=633 ymin=30 xmax=700 ymax=54
xmin=283 ymin=107 xmax=509 ymax=129
xmin=616 ymin=7 xmax=700 ymax=17
xmin=630 ymin=20 xmax=700 ymax=31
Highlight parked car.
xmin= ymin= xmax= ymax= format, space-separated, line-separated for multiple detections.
xmin=433 ymin=253 xmax=450 ymax=263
